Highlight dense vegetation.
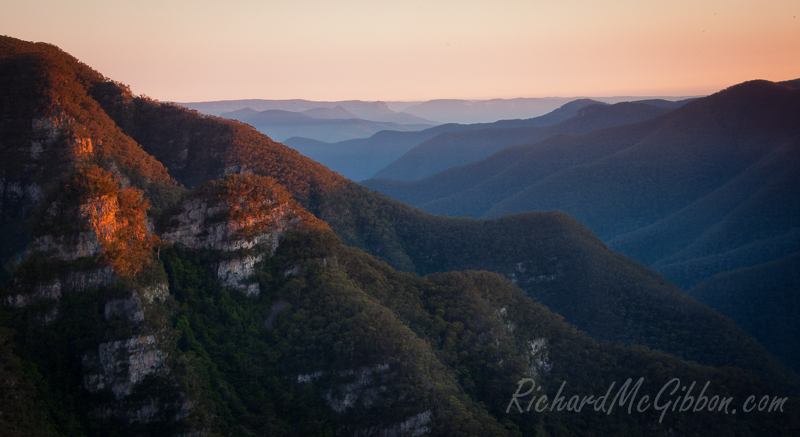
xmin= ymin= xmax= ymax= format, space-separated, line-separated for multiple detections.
xmin=90 ymin=81 xmax=345 ymax=201
xmin=6 ymin=224 xmax=799 ymax=435
xmin=0 ymin=36 xmax=798 ymax=435
xmin=361 ymin=80 xmax=800 ymax=373
xmin=0 ymin=39 xmax=172 ymax=186
xmin=688 ymin=252 xmax=800 ymax=371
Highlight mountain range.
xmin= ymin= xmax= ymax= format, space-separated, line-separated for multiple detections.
xmin=217 ymin=106 xmax=436 ymax=143
xmin=362 ymin=79 xmax=800 ymax=373
xmin=392 ymin=96 xmax=697 ymax=124
xmin=283 ymin=98 xmax=603 ymax=181
xmin=371 ymin=99 xmax=694 ymax=181
xmin=182 ymin=99 xmax=401 ymax=119
xmin=283 ymin=98 xmax=695 ymax=182
xmin=1 ymin=36 xmax=797 ymax=436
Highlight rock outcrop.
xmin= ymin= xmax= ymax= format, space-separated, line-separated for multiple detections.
xmin=4 ymin=266 xmax=114 ymax=309
xmin=216 ymin=255 xmax=263 ymax=296
xmin=83 ymin=334 xmax=169 ymax=400
xmin=6 ymin=166 xmax=156 ymax=310
xmin=161 ymin=174 xmax=328 ymax=296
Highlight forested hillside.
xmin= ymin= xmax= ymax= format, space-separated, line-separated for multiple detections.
xmin=1 ymin=36 xmax=798 ymax=436
xmin=361 ymin=80 xmax=800 ymax=374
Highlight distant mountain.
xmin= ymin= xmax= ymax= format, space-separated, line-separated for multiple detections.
xmin=181 ymin=98 xmax=391 ymax=117
xmin=183 ymin=96 xmax=699 ymax=126
xmin=369 ymin=111 xmax=437 ymax=125
xmin=372 ymin=100 xmax=681 ymax=180
xmin=301 ymin=105 xmax=358 ymax=119
xmin=362 ymin=80 xmax=800 ymax=372
xmin=630 ymin=98 xmax=698 ymax=109
xmin=221 ymin=106 xmax=259 ymax=118
xmin=181 ymin=98 xmax=438 ymax=125
xmin=401 ymin=97 xmax=573 ymax=123
xmin=219 ymin=107 xmax=434 ymax=143
xmin=285 ymin=98 xmax=604 ymax=181
xmin=398 ymin=97 xmax=697 ymax=124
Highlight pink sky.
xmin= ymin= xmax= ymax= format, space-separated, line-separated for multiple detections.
xmin=3 ymin=0 xmax=798 ymax=102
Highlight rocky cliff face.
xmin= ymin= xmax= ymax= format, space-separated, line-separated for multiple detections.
xmin=81 ymin=327 xmax=193 ymax=425
xmin=161 ymin=174 xmax=328 ymax=296
xmin=76 ymin=279 xmax=182 ymax=426
xmin=0 ymin=115 xmax=70 ymax=221
xmin=29 ymin=192 xmax=122 ymax=263
xmin=1 ymin=109 xmax=106 ymax=225
xmin=4 ymin=266 xmax=114 ymax=309
xmin=1 ymin=162 xmax=188 ymax=427
xmin=216 ymin=255 xmax=263 ymax=296
xmin=8 ymin=166 xmax=157 ymax=308
xmin=0 ymin=161 xmax=324 ymax=432
xmin=83 ymin=334 xmax=168 ymax=399
xmin=160 ymin=197 xmax=297 ymax=252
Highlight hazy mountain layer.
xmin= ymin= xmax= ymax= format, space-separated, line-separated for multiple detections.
xmin=301 ymin=105 xmax=359 ymax=119
xmin=219 ymin=107 xmax=435 ymax=143
xmin=181 ymin=98 xmax=437 ymax=124
xmin=284 ymin=99 xmax=603 ymax=181
xmin=371 ymin=101 xmax=679 ymax=181
xmin=401 ymin=97 xmax=576 ymax=123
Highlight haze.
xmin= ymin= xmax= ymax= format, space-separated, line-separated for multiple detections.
xmin=2 ymin=0 xmax=797 ymax=102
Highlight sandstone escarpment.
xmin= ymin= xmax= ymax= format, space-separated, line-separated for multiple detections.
xmin=161 ymin=174 xmax=326 ymax=251
xmin=2 ymin=110 xmax=109 ymax=223
xmin=5 ymin=266 xmax=114 ymax=309
xmin=83 ymin=334 xmax=169 ymax=400
xmin=34 ymin=166 xmax=157 ymax=273
xmin=81 ymin=328 xmax=190 ymax=425
xmin=216 ymin=254 xmax=263 ymax=296
xmin=6 ymin=166 xmax=158 ymax=311
xmin=161 ymin=174 xmax=329 ymax=295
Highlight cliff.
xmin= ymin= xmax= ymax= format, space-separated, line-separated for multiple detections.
xmin=161 ymin=174 xmax=328 ymax=296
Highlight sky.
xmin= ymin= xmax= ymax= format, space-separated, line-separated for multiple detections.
xmin=2 ymin=0 xmax=798 ymax=102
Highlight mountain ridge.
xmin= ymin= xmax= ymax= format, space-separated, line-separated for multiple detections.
xmin=284 ymin=98 xmax=606 ymax=181
xmin=219 ymin=107 xmax=435 ymax=143
xmin=371 ymin=100 xmax=679 ymax=181
xmin=361 ymin=79 xmax=800 ymax=376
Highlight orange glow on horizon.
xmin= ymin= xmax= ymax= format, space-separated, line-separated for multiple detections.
xmin=2 ymin=0 xmax=797 ymax=102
